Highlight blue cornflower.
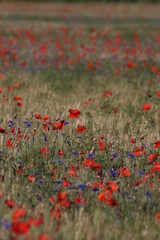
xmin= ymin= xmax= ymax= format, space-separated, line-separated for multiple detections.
xmin=44 ymin=135 xmax=48 ymax=142
xmin=64 ymin=121 xmax=69 ymax=125
xmin=36 ymin=179 xmax=44 ymax=185
xmin=76 ymin=204 xmax=84 ymax=209
xmin=55 ymin=180 xmax=62 ymax=184
xmin=109 ymin=170 xmax=117 ymax=177
xmin=126 ymin=194 xmax=132 ymax=200
xmin=145 ymin=191 xmax=151 ymax=197
xmin=37 ymin=195 xmax=42 ymax=201
xmin=3 ymin=222 xmax=11 ymax=229
xmin=33 ymin=172 xmax=40 ymax=177
xmin=112 ymin=153 xmax=118 ymax=158
xmin=23 ymin=121 xmax=32 ymax=127
xmin=127 ymin=153 xmax=135 ymax=158
xmin=78 ymin=184 xmax=85 ymax=191
xmin=92 ymin=187 xmax=99 ymax=192
xmin=71 ymin=152 xmax=78 ymax=156
xmin=138 ymin=170 xmax=145 ymax=175
xmin=8 ymin=121 xmax=15 ymax=127
xmin=54 ymin=159 xmax=62 ymax=163
xmin=67 ymin=185 xmax=76 ymax=190
xmin=87 ymin=153 xmax=95 ymax=158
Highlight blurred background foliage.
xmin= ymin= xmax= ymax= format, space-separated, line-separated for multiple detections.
xmin=3 ymin=0 xmax=160 ymax=3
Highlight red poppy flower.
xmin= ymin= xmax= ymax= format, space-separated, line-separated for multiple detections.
xmin=98 ymin=139 xmax=106 ymax=151
xmin=0 ymin=88 xmax=4 ymax=93
xmin=12 ymin=208 xmax=26 ymax=222
xmin=40 ymin=147 xmax=50 ymax=156
xmin=5 ymin=199 xmax=15 ymax=208
xmin=152 ymin=66 xmax=157 ymax=73
xmin=49 ymin=196 xmax=55 ymax=203
xmin=0 ymin=74 xmax=4 ymax=78
xmin=7 ymin=86 xmax=12 ymax=91
xmin=106 ymin=181 xmax=118 ymax=192
xmin=107 ymin=199 xmax=118 ymax=207
xmin=0 ymin=191 xmax=3 ymax=198
xmin=53 ymin=120 xmax=65 ymax=130
xmin=103 ymin=90 xmax=112 ymax=99
xmin=82 ymin=98 xmax=93 ymax=105
xmin=57 ymin=191 xmax=67 ymax=202
xmin=21 ymin=61 xmax=26 ymax=67
xmin=142 ymin=103 xmax=150 ymax=111
xmin=156 ymin=212 xmax=160 ymax=224
xmin=78 ymin=149 xmax=86 ymax=155
xmin=130 ymin=138 xmax=135 ymax=144
xmin=98 ymin=192 xmax=106 ymax=202
xmin=13 ymin=96 xmax=21 ymax=101
xmin=28 ymin=215 xmax=44 ymax=227
xmin=148 ymin=153 xmax=159 ymax=163
xmin=58 ymin=150 xmax=64 ymax=155
xmin=68 ymin=164 xmax=77 ymax=177
xmin=13 ymin=83 xmax=20 ymax=88
xmin=42 ymin=123 xmax=48 ymax=131
xmin=43 ymin=115 xmax=50 ymax=122
xmin=51 ymin=208 xmax=63 ymax=219
xmin=75 ymin=194 xmax=86 ymax=205
xmin=17 ymin=166 xmax=23 ymax=175
xmin=76 ymin=125 xmax=87 ymax=133
xmin=35 ymin=114 xmax=42 ymax=120
xmin=154 ymin=140 xmax=160 ymax=148
xmin=151 ymin=162 xmax=160 ymax=173
xmin=119 ymin=167 xmax=131 ymax=177
xmin=134 ymin=146 xmax=146 ymax=156
xmin=83 ymin=158 xmax=101 ymax=170
xmin=148 ymin=81 xmax=152 ymax=85
xmin=127 ymin=60 xmax=133 ymax=68
xmin=38 ymin=234 xmax=51 ymax=240
xmin=68 ymin=109 xmax=80 ymax=118
xmin=93 ymin=163 xmax=101 ymax=170
xmin=132 ymin=178 xmax=144 ymax=187
xmin=0 ymin=127 xmax=6 ymax=134
xmin=93 ymin=182 xmax=100 ymax=189
xmin=17 ymin=102 xmax=23 ymax=107
xmin=115 ymin=69 xmax=120 ymax=75
xmin=7 ymin=138 xmax=14 ymax=148
xmin=113 ymin=108 xmax=118 ymax=113
xmin=2 ymin=97 xmax=8 ymax=103
xmin=12 ymin=221 xmax=30 ymax=235
xmin=28 ymin=176 xmax=35 ymax=182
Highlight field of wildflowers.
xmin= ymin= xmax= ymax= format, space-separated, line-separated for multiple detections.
xmin=0 ymin=3 xmax=160 ymax=240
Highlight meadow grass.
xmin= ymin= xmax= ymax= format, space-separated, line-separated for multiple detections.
xmin=0 ymin=3 xmax=160 ymax=240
